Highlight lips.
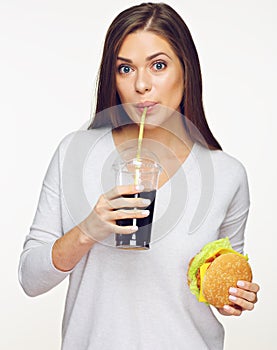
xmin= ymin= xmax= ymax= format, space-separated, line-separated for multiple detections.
xmin=136 ymin=101 xmax=157 ymax=108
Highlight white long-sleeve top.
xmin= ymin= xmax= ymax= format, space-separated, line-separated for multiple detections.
xmin=18 ymin=128 xmax=250 ymax=350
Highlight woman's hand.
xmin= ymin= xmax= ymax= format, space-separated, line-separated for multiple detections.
xmin=217 ymin=280 xmax=260 ymax=316
xmin=79 ymin=184 xmax=150 ymax=242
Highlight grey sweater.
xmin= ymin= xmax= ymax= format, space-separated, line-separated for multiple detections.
xmin=18 ymin=128 xmax=250 ymax=350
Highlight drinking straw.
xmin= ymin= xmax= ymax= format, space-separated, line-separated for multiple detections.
xmin=134 ymin=107 xmax=147 ymax=185
xmin=136 ymin=107 xmax=147 ymax=159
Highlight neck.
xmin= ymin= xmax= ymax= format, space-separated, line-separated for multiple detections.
xmin=112 ymin=115 xmax=195 ymax=184
xmin=119 ymin=113 xmax=192 ymax=154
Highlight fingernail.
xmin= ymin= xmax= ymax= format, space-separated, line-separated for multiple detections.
xmin=135 ymin=184 xmax=144 ymax=191
xmin=141 ymin=210 xmax=150 ymax=215
xmin=229 ymin=287 xmax=237 ymax=294
xmin=223 ymin=305 xmax=231 ymax=311
xmin=142 ymin=199 xmax=151 ymax=205
xmin=229 ymin=295 xmax=237 ymax=301
xmin=131 ymin=226 xmax=138 ymax=232
xmin=237 ymin=281 xmax=244 ymax=287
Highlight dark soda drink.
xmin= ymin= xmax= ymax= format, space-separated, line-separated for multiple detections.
xmin=116 ymin=190 xmax=156 ymax=249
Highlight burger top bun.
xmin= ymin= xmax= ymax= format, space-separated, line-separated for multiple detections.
xmin=202 ymin=253 xmax=252 ymax=308
xmin=187 ymin=237 xmax=253 ymax=308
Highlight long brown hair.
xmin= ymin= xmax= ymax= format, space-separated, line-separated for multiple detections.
xmin=88 ymin=2 xmax=222 ymax=151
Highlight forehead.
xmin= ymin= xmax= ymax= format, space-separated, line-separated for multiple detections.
xmin=118 ymin=30 xmax=175 ymax=57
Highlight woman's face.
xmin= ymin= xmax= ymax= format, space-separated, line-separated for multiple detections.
xmin=115 ymin=30 xmax=184 ymax=126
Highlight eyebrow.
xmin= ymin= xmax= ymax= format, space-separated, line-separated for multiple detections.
xmin=117 ymin=52 xmax=172 ymax=63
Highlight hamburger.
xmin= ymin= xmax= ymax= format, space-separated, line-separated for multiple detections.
xmin=187 ymin=237 xmax=252 ymax=308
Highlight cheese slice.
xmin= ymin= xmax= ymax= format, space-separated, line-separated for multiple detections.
xmin=199 ymin=262 xmax=211 ymax=302
xmin=205 ymin=248 xmax=247 ymax=261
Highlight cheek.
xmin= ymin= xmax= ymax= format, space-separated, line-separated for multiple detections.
xmin=163 ymin=74 xmax=184 ymax=105
xmin=116 ymin=78 xmax=123 ymax=98
xmin=171 ymin=68 xmax=184 ymax=92
xmin=116 ymin=78 xmax=132 ymax=103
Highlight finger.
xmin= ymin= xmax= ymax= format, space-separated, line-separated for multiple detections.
xmin=110 ymin=196 xmax=151 ymax=209
xmin=106 ymin=209 xmax=150 ymax=221
xmin=228 ymin=294 xmax=255 ymax=311
xmin=96 ymin=185 xmax=146 ymax=212
xmin=237 ymin=280 xmax=260 ymax=293
xmin=108 ymin=222 xmax=139 ymax=235
xmin=229 ymin=287 xmax=257 ymax=303
xmin=223 ymin=304 xmax=243 ymax=316
xmin=104 ymin=184 xmax=144 ymax=200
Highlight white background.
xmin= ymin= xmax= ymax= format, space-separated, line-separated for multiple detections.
xmin=1 ymin=0 xmax=276 ymax=349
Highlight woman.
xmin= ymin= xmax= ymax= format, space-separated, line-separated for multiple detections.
xmin=19 ymin=3 xmax=259 ymax=349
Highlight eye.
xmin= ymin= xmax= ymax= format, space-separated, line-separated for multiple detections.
xmin=118 ymin=65 xmax=133 ymax=74
xmin=152 ymin=61 xmax=167 ymax=71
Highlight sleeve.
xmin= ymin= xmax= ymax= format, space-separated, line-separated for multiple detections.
xmin=218 ymin=163 xmax=250 ymax=254
xmin=18 ymin=135 xmax=74 ymax=297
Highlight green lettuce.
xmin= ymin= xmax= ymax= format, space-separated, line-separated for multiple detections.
xmin=188 ymin=237 xmax=233 ymax=300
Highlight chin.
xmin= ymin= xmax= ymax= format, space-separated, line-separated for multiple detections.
xmin=142 ymin=122 xmax=161 ymax=130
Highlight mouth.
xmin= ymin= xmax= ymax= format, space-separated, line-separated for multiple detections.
xmin=135 ymin=101 xmax=157 ymax=114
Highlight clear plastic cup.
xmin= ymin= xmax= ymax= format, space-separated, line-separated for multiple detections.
xmin=113 ymin=149 xmax=161 ymax=249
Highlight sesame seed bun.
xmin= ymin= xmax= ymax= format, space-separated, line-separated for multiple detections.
xmin=202 ymin=253 xmax=252 ymax=308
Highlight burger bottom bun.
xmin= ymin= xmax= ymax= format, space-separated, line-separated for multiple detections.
xmin=202 ymin=253 xmax=252 ymax=308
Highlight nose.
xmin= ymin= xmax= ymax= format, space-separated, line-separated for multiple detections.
xmin=135 ymin=69 xmax=152 ymax=94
